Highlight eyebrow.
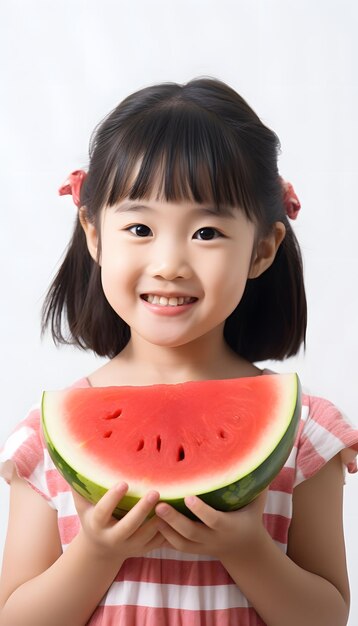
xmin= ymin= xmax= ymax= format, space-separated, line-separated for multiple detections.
xmin=113 ymin=202 xmax=236 ymax=218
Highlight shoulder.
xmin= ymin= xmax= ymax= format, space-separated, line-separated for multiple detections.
xmin=294 ymin=391 xmax=358 ymax=486
xmin=264 ymin=369 xmax=358 ymax=483
xmin=0 ymin=376 xmax=90 ymax=496
xmin=0 ymin=405 xmax=44 ymax=484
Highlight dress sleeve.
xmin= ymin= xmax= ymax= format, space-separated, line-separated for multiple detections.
xmin=294 ymin=394 xmax=358 ymax=487
xmin=0 ymin=405 xmax=54 ymax=507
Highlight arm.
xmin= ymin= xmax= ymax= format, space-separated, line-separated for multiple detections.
xmin=156 ymin=454 xmax=350 ymax=626
xmin=0 ymin=472 xmax=163 ymax=626
xmin=221 ymin=454 xmax=350 ymax=626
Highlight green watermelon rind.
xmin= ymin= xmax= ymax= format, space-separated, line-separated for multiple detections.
xmin=41 ymin=375 xmax=301 ymax=520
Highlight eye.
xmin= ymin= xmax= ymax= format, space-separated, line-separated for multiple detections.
xmin=127 ymin=224 xmax=153 ymax=237
xmin=193 ymin=227 xmax=223 ymax=241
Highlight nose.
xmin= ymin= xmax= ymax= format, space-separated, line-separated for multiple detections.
xmin=148 ymin=237 xmax=192 ymax=280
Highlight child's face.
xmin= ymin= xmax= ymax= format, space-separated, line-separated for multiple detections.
xmin=85 ymin=196 xmax=268 ymax=350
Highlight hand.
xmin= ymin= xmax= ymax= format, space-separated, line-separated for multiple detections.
xmin=72 ymin=482 xmax=165 ymax=561
xmin=155 ymin=489 xmax=268 ymax=561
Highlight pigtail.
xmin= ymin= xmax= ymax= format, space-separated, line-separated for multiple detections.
xmin=224 ymin=221 xmax=307 ymax=362
xmin=41 ymin=218 xmax=90 ymax=347
xmin=41 ymin=217 xmax=130 ymax=357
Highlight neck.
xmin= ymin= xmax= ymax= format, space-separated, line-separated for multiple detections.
xmin=113 ymin=326 xmax=261 ymax=385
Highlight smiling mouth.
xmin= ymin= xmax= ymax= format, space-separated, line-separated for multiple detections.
xmin=141 ymin=294 xmax=198 ymax=307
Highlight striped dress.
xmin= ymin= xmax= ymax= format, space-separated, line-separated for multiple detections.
xmin=1 ymin=375 xmax=358 ymax=626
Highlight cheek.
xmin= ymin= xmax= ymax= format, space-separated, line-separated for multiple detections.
xmin=224 ymin=254 xmax=253 ymax=310
xmin=99 ymin=254 xmax=128 ymax=308
xmin=206 ymin=250 xmax=251 ymax=294
xmin=220 ymin=274 xmax=248 ymax=313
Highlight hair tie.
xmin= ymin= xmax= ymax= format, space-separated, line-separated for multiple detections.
xmin=58 ymin=170 xmax=87 ymax=207
xmin=58 ymin=170 xmax=301 ymax=219
xmin=280 ymin=177 xmax=301 ymax=220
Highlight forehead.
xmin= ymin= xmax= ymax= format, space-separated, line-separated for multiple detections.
xmin=111 ymin=196 xmax=237 ymax=219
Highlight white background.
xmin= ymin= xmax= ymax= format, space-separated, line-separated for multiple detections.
xmin=0 ymin=0 xmax=357 ymax=623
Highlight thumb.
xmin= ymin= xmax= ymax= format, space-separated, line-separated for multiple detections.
xmin=71 ymin=487 xmax=94 ymax=516
xmin=244 ymin=487 xmax=269 ymax=516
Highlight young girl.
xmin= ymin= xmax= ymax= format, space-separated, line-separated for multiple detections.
xmin=0 ymin=78 xmax=357 ymax=626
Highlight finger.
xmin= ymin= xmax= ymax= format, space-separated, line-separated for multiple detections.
xmin=135 ymin=516 xmax=167 ymax=547
xmin=183 ymin=496 xmax=223 ymax=529
xmin=128 ymin=511 xmax=161 ymax=544
xmin=155 ymin=502 xmax=208 ymax=542
xmin=92 ymin=482 xmax=129 ymax=527
xmin=142 ymin=530 xmax=167 ymax=554
xmin=114 ymin=490 xmax=160 ymax=538
xmin=240 ymin=487 xmax=268 ymax=516
xmin=156 ymin=519 xmax=204 ymax=553
xmin=72 ymin=488 xmax=94 ymax=516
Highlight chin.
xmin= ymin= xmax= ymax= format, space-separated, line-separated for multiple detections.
xmin=139 ymin=331 xmax=199 ymax=349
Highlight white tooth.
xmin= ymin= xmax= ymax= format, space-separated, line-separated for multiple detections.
xmin=169 ymin=297 xmax=179 ymax=306
xmin=146 ymin=294 xmax=154 ymax=303
xmin=178 ymin=297 xmax=184 ymax=305
xmin=159 ymin=296 xmax=169 ymax=306
xmin=152 ymin=295 xmax=161 ymax=305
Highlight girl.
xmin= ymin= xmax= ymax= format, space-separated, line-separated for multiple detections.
xmin=0 ymin=77 xmax=357 ymax=626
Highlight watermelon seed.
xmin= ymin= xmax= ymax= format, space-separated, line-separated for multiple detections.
xmin=104 ymin=410 xmax=122 ymax=420
xmin=156 ymin=435 xmax=162 ymax=452
xmin=219 ymin=429 xmax=228 ymax=439
xmin=137 ymin=439 xmax=145 ymax=451
xmin=103 ymin=431 xmax=113 ymax=438
xmin=177 ymin=445 xmax=185 ymax=462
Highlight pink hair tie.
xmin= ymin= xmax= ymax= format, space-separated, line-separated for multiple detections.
xmin=58 ymin=170 xmax=87 ymax=207
xmin=280 ymin=177 xmax=301 ymax=220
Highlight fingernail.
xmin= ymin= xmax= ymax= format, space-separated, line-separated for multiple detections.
xmin=147 ymin=491 xmax=160 ymax=504
xmin=185 ymin=495 xmax=197 ymax=507
xmin=156 ymin=503 xmax=170 ymax=517
xmin=115 ymin=481 xmax=128 ymax=492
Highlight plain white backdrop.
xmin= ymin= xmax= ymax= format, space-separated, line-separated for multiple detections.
xmin=0 ymin=0 xmax=357 ymax=623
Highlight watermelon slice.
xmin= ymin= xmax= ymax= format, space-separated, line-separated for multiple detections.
xmin=41 ymin=373 xmax=301 ymax=518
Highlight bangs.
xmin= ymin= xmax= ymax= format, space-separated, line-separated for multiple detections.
xmin=98 ymin=104 xmax=259 ymax=218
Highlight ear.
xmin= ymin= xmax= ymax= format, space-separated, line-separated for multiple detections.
xmin=79 ymin=207 xmax=100 ymax=264
xmin=248 ymin=222 xmax=286 ymax=279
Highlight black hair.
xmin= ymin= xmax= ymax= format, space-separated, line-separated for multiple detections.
xmin=42 ymin=77 xmax=307 ymax=362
